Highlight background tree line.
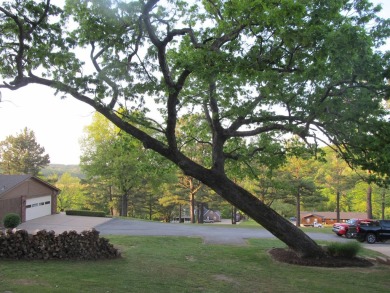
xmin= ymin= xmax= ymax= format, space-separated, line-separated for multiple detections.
xmin=1 ymin=122 xmax=389 ymax=223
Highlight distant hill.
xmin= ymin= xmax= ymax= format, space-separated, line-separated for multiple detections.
xmin=41 ymin=164 xmax=85 ymax=179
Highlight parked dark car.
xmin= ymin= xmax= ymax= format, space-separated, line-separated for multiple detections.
xmin=355 ymin=220 xmax=390 ymax=244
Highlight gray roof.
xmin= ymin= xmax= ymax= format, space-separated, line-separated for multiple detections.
xmin=0 ymin=174 xmax=31 ymax=196
xmin=0 ymin=175 xmax=59 ymax=197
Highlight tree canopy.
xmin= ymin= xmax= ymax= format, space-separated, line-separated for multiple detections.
xmin=0 ymin=127 xmax=50 ymax=175
xmin=80 ymin=112 xmax=178 ymax=217
xmin=0 ymin=0 xmax=389 ymax=258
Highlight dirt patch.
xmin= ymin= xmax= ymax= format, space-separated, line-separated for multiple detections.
xmin=214 ymin=274 xmax=239 ymax=285
xmin=269 ymin=248 xmax=374 ymax=267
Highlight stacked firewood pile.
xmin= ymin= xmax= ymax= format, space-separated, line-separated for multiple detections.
xmin=0 ymin=229 xmax=121 ymax=260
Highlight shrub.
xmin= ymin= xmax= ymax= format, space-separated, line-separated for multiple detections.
xmin=65 ymin=210 xmax=106 ymax=217
xmin=326 ymin=242 xmax=362 ymax=258
xmin=3 ymin=213 xmax=21 ymax=228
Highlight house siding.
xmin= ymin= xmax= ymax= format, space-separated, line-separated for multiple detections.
xmin=0 ymin=197 xmax=22 ymax=220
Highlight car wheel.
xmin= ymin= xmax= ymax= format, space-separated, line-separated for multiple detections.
xmin=366 ymin=233 xmax=377 ymax=244
xmin=346 ymin=231 xmax=352 ymax=239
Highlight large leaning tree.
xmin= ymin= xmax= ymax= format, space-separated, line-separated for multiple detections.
xmin=0 ymin=0 xmax=389 ymax=258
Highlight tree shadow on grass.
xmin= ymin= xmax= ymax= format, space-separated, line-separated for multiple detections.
xmin=269 ymin=248 xmax=374 ymax=267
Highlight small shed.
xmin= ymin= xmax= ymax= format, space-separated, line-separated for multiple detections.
xmin=301 ymin=214 xmax=325 ymax=226
xmin=0 ymin=175 xmax=59 ymax=223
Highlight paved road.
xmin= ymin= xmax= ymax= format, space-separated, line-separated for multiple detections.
xmin=95 ymin=217 xmax=351 ymax=245
xmin=98 ymin=218 xmax=273 ymax=244
xmin=17 ymin=213 xmax=390 ymax=257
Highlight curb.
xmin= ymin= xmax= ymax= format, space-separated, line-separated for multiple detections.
xmin=365 ymin=256 xmax=390 ymax=265
xmin=375 ymin=256 xmax=390 ymax=265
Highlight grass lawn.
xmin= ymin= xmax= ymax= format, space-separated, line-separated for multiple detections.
xmin=1 ymin=236 xmax=389 ymax=293
xmin=237 ymin=218 xmax=335 ymax=234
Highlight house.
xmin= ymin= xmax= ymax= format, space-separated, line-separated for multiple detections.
xmin=203 ymin=209 xmax=221 ymax=222
xmin=172 ymin=215 xmax=191 ymax=223
xmin=300 ymin=212 xmax=368 ymax=226
xmin=171 ymin=208 xmax=222 ymax=223
xmin=0 ymin=175 xmax=60 ymax=223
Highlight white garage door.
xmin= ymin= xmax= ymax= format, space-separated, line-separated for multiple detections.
xmin=26 ymin=195 xmax=52 ymax=221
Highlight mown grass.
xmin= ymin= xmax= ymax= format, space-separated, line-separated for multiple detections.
xmin=237 ymin=218 xmax=334 ymax=234
xmin=1 ymin=236 xmax=389 ymax=293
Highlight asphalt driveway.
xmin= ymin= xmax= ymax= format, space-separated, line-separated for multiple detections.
xmin=17 ymin=213 xmax=112 ymax=234
xmin=16 ymin=213 xmax=390 ymax=257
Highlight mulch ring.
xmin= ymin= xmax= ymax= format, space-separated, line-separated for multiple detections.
xmin=269 ymin=248 xmax=374 ymax=267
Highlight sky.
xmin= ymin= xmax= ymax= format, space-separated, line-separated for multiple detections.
xmin=0 ymin=0 xmax=389 ymax=165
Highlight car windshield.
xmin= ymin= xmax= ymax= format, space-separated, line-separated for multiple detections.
xmin=346 ymin=219 xmax=357 ymax=225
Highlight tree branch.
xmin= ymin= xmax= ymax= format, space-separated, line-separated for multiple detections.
xmin=90 ymin=42 xmax=119 ymax=109
xmin=25 ymin=0 xmax=51 ymax=36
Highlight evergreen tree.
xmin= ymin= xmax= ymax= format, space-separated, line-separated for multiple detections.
xmin=0 ymin=127 xmax=50 ymax=175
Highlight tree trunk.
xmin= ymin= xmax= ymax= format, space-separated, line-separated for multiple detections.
xmin=121 ymin=194 xmax=128 ymax=217
xmin=179 ymin=204 xmax=183 ymax=223
xmin=190 ymin=191 xmax=195 ymax=224
xmin=198 ymin=202 xmax=204 ymax=223
xmin=336 ymin=190 xmax=340 ymax=223
xmin=149 ymin=194 xmax=153 ymax=220
xmin=109 ymin=185 xmax=114 ymax=216
xmin=296 ymin=188 xmax=301 ymax=227
xmin=181 ymin=164 xmax=326 ymax=258
xmin=381 ymin=189 xmax=386 ymax=220
xmin=366 ymin=184 xmax=373 ymax=219
xmin=231 ymin=206 xmax=237 ymax=224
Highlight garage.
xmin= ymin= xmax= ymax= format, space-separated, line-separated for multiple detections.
xmin=26 ymin=195 xmax=52 ymax=221
xmin=0 ymin=175 xmax=59 ymax=223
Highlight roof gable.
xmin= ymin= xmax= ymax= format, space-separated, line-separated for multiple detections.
xmin=0 ymin=174 xmax=31 ymax=195
xmin=0 ymin=175 xmax=59 ymax=197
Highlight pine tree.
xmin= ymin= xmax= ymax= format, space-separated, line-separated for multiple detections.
xmin=0 ymin=127 xmax=50 ymax=175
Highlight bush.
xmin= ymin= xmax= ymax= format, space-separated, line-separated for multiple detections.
xmin=3 ymin=213 xmax=21 ymax=228
xmin=326 ymin=242 xmax=362 ymax=258
xmin=65 ymin=210 xmax=106 ymax=217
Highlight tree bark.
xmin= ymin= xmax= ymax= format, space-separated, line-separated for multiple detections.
xmin=149 ymin=194 xmax=153 ymax=220
xmin=336 ymin=190 xmax=340 ymax=223
xmin=366 ymin=184 xmax=373 ymax=219
xmin=190 ymin=191 xmax=195 ymax=224
xmin=198 ymin=202 xmax=204 ymax=223
xmin=296 ymin=188 xmax=301 ymax=227
xmin=109 ymin=185 xmax=114 ymax=216
xmin=231 ymin=206 xmax=237 ymax=224
xmin=381 ymin=189 xmax=386 ymax=220
xmin=121 ymin=194 xmax=128 ymax=217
